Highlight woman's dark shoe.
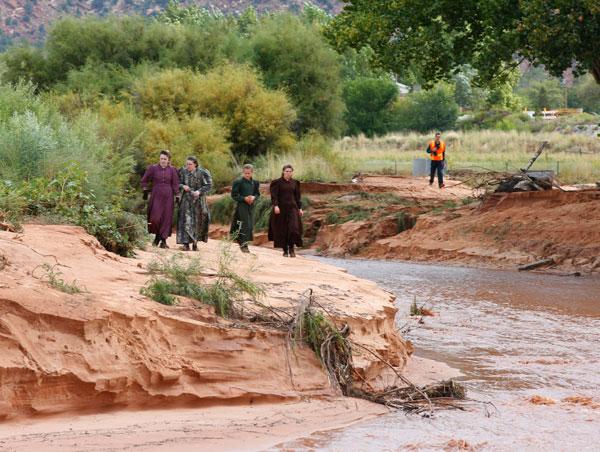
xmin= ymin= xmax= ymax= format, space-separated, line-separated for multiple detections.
xmin=182 ymin=244 xmax=190 ymax=251
xmin=240 ymin=245 xmax=250 ymax=253
xmin=289 ymin=248 xmax=296 ymax=258
xmin=283 ymin=246 xmax=289 ymax=257
xmin=152 ymin=235 xmax=160 ymax=247
xmin=192 ymin=242 xmax=198 ymax=251
xmin=159 ymin=239 xmax=168 ymax=249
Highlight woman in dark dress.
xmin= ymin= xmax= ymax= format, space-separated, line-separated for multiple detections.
xmin=268 ymin=164 xmax=304 ymax=257
xmin=141 ymin=150 xmax=180 ymax=248
xmin=176 ymin=156 xmax=213 ymax=251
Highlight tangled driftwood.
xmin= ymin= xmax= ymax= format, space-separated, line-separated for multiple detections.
xmin=246 ymin=288 xmax=475 ymax=416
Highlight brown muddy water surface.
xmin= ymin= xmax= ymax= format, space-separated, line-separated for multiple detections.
xmin=279 ymin=259 xmax=600 ymax=451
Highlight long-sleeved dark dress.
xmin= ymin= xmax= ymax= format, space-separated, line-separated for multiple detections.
xmin=176 ymin=166 xmax=213 ymax=244
xmin=268 ymin=177 xmax=303 ymax=249
xmin=229 ymin=177 xmax=260 ymax=245
xmin=141 ymin=164 xmax=180 ymax=240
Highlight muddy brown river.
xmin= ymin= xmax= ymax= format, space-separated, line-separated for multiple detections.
xmin=280 ymin=259 xmax=600 ymax=451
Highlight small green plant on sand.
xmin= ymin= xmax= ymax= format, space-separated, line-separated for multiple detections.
xmin=34 ymin=263 xmax=83 ymax=294
xmin=409 ymin=296 xmax=435 ymax=317
xmin=140 ymin=242 xmax=263 ymax=315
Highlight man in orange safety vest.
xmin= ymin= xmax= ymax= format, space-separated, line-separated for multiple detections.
xmin=426 ymin=131 xmax=446 ymax=188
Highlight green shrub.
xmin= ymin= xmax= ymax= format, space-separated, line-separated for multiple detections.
xmin=325 ymin=211 xmax=341 ymax=225
xmin=140 ymin=279 xmax=178 ymax=305
xmin=342 ymin=76 xmax=399 ymax=137
xmin=0 ymin=45 xmax=50 ymax=89
xmin=141 ymin=248 xmax=263 ymax=316
xmin=132 ymin=65 xmax=296 ymax=158
xmin=250 ymin=13 xmax=345 ymax=137
xmin=34 ymin=263 xmax=83 ymax=294
xmin=252 ymin=195 xmax=272 ymax=231
xmin=80 ymin=207 xmax=147 ymax=257
xmin=209 ymin=195 xmax=236 ymax=225
xmin=143 ymin=114 xmax=233 ymax=186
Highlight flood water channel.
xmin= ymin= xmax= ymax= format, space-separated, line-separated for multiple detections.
xmin=281 ymin=259 xmax=600 ymax=451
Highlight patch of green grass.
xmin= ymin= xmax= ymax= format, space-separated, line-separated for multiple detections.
xmin=344 ymin=210 xmax=371 ymax=222
xmin=325 ymin=211 xmax=341 ymax=225
xmin=34 ymin=263 xmax=83 ymax=294
xmin=140 ymin=279 xmax=178 ymax=305
xmin=443 ymin=200 xmax=458 ymax=209
xmin=338 ymin=130 xmax=600 ymax=184
xmin=141 ymin=243 xmax=263 ymax=316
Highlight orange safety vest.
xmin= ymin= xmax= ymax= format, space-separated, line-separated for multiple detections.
xmin=428 ymin=140 xmax=446 ymax=161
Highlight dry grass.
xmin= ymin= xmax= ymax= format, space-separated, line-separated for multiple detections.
xmin=338 ymin=130 xmax=600 ymax=183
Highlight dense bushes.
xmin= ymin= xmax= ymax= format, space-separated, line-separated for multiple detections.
xmin=132 ymin=65 xmax=296 ymax=159
xmin=0 ymin=82 xmax=144 ymax=256
xmin=142 ymin=115 xmax=232 ymax=186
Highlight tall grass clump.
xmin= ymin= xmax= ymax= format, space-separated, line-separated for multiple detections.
xmin=256 ymin=132 xmax=349 ymax=182
xmin=141 ymin=243 xmax=263 ymax=316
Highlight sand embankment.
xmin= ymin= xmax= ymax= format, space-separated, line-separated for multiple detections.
xmin=366 ymin=189 xmax=600 ymax=273
xmin=0 ymin=225 xmax=411 ymax=421
xmin=217 ymin=176 xmax=599 ymax=274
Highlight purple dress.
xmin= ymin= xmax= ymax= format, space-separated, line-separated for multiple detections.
xmin=141 ymin=164 xmax=180 ymax=240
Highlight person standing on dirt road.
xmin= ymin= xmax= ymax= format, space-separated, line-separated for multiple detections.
xmin=268 ymin=164 xmax=304 ymax=258
xmin=230 ymin=164 xmax=260 ymax=253
xmin=426 ymin=132 xmax=446 ymax=188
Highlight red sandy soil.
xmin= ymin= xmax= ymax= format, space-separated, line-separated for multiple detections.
xmin=365 ymin=188 xmax=600 ymax=273
xmin=216 ymin=176 xmax=599 ymax=273
xmin=0 ymin=224 xmax=428 ymax=447
xmin=0 ymin=399 xmax=386 ymax=451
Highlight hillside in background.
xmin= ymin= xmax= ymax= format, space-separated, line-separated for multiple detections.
xmin=0 ymin=0 xmax=342 ymax=47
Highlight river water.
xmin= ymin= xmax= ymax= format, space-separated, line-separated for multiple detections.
xmin=280 ymin=259 xmax=600 ymax=451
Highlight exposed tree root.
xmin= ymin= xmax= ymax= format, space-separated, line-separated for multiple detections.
xmin=247 ymin=288 xmax=477 ymax=416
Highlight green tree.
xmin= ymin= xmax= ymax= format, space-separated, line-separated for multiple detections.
xmin=327 ymin=0 xmax=600 ymax=85
xmin=390 ymin=84 xmax=459 ymax=133
xmin=1 ymin=45 xmax=50 ymax=89
xmin=568 ymin=74 xmax=600 ymax=114
xmin=523 ymin=79 xmax=566 ymax=111
xmin=156 ymin=0 xmax=224 ymax=26
xmin=485 ymin=67 xmax=523 ymax=111
xmin=250 ymin=14 xmax=345 ymax=137
xmin=342 ymin=77 xmax=398 ymax=137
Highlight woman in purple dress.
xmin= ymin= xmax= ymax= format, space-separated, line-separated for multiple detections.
xmin=141 ymin=150 xmax=180 ymax=248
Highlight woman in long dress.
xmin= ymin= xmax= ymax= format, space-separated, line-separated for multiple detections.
xmin=141 ymin=150 xmax=180 ymax=248
xmin=268 ymin=164 xmax=304 ymax=257
xmin=176 ymin=156 xmax=213 ymax=251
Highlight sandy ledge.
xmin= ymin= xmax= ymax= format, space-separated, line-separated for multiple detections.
xmin=0 ymin=399 xmax=387 ymax=452
xmin=0 ymin=224 xmax=458 ymax=448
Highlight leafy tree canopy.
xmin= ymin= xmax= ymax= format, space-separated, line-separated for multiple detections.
xmin=327 ymin=0 xmax=600 ymax=85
